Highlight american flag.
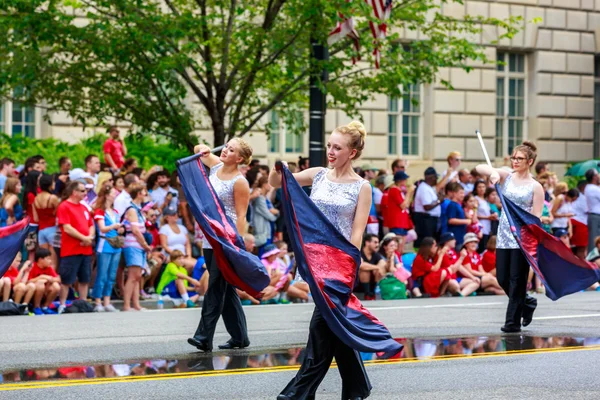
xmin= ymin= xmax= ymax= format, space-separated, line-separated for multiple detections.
xmin=328 ymin=11 xmax=361 ymax=64
xmin=367 ymin=0 xmax=393 ymax=68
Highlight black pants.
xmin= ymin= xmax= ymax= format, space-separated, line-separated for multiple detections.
xmin=413 ymin=213 xmax=439 ymax=247
xmin=280 ymin=308 xmax=371 ymax=400
xmin=192 ymin=249 xmax=249 ymax=349
xmin=496 ymin=249 xmax=537 ymax=329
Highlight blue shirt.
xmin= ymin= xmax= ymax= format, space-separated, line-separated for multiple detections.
xmin=446 ymin=201 xmax=467 ymax=247
xmin=440 ymin=199 xmax=452 ymax=234
xmin=0 ymin=175 xmax=6 ymax=194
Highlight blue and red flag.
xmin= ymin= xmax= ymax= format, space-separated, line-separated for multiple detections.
xmin=497 ymin=185 xmax=600 ymax=300
xmin=177 ymin=155 xmax=270 ymax=298
xmin=277 ymin=163 xmax=402 ymax=358
xmin=0 ymin=218 xmax=29 ymax=278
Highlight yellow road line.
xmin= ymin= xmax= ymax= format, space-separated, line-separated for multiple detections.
xmin=2 ymin=344 xmax=599 ymax=392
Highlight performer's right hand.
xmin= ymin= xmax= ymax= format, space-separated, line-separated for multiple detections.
xmin=489 ymin=171 xmax=500 ymax=185
xmin=194 ymin=144 xmax=211 ymax=156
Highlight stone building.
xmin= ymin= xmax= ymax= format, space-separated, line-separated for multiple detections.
xmin=1 ymin=0 xmax=598 ymax=177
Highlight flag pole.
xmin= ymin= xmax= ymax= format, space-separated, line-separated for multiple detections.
xmin=476 ymin=130 xmax=493 ymax=168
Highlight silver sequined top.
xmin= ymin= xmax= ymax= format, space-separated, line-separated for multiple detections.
xmin=209 ymin=163 xmax=245 ymax=224
xmin=310 ymin=168 xmax=370 ymax=242
xmin=497 ymin=173 xmax=534 ymax=249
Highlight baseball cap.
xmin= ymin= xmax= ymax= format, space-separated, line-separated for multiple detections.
xmin=554 ymin=228 xmax=568 ymax=238
xmin=361 ymin=164 xmax=378 ymax=171
xmin=424 ymin=167 xmax=438 ymax=177
xmin=439 ymin=232 xmax=455 ymax=246
xmin=69 ymin=168 xmax=93 ymax=182
xmin=163 ymin=206 xmax=178 ymax=216
xmin=394 ymin=171 xmax=409 ymax=182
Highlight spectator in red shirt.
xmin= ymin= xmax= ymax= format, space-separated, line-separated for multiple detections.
xmin=28 ymin=248 xmax=61 ymax=315
xmin=4 ymin=253 xmax=36 ymax=308
xmin=461 ymin=233 xmax=504 ymax=295
xmin=56 ymin=181 xmax=95 ymax=314
xmin=481 ymin=235 xmax=497 ymax=275
xmin=386 ymin=171 xmax=415 ymax=251
xmin=412 ymin=237 xmax=459 ymax=297
xmin=0 ymin=252 xmax=35 ymax=306
xmin=104 ymin=126 xmax=127 ymax=171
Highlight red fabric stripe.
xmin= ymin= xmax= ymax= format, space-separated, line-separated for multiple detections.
xmin=0 ymin=218 xmax=29 ymax=239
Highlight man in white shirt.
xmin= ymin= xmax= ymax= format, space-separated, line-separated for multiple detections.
xmin=584 ymin=169 xmax=600 ymax=252
xmin=413 ymin=167 xmax=442 ymax=246
xmin=115 ymin=173 xmax=140 ymax=219
xmin=0 ymin=158 xmax=15 ymax=194
xmin=85 ymin=155 xmax=101 ymax=187
xmin=150 ymin=171 xmax=179 ymax=211
xmin=458 ymin=169 xmax=474 ymax=194
xmin=361 ymin=164 xmax=379 ymax=235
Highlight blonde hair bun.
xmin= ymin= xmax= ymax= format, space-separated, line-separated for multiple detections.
xmin=347 ymin=120 xmax=367 ymax=140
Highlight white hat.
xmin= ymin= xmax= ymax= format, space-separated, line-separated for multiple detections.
xmin=69 ymin=168 xmax=92 ymax=182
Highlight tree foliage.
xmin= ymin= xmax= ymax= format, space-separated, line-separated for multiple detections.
xmin=0 ymin=0 xmax=522 ymax=148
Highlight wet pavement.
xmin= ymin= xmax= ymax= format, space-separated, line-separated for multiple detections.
xmin=3 ymin=335 xmax=598 ymax=384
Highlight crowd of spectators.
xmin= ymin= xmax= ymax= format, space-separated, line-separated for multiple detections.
xmin=1 ymin=131 xmax=600 ymax=315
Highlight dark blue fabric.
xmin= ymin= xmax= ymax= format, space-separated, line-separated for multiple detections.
xmin=440 ymin=199 xmax=452 ymax=234
xmin=177 ymin=155 xmax=270 ymax=298
xmin=497 ymin=184 xmax=600 ymax=301
xmin=446 ymin=201 xmax=466 ymax=247
xmin=277 ymin=164 xmax=402 ymax=358
xmin=0 ymin=218 xmax=30 ymax=278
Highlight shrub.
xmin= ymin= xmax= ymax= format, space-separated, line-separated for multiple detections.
xmin=0 ymin=133 xmax=190 ymax=174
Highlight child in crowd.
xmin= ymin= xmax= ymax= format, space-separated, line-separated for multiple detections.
xmin=461 ymin=233 xmax=504 ymax=295
xmin=276 ymin=241 xmax=310 ymax=302
xmin=484 ymin=188 xmax=501 ymax=235
xmin=463 ymin=193 xmax=483 ymax=239
xmin=380 ymin=234 xmax=420 ymax=297
xmin=481 ymin=235 xmax=497 ymax=276
xmin=28 ymin=248 xmax=61 ymax=315
xmin=412 ymin=237 xmax=459 ymax=298
xmin=260 ymin=244 xmax=288 ymax=303
xmin=2 ymin=252 xmax=36 ymax=307
xmin=436 ymin=232 xmax=478 ymax=297
xmin=155 ymin=250 xmax=201 ymax=308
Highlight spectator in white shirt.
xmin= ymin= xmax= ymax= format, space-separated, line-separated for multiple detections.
xmin=85 ymin=155 xmax=101 ymax=187
xmin=584 ymin=169 xmax=600 ymax=252
xmin=414 ymin=167 xmax=442 ymax=246
xmin=150 ymin=171 xmax=179 ymax=212
xmin=570 ymin=185 xmax=589 ymax=259
xmin=115 ymin=174 xmax=141 ymax=219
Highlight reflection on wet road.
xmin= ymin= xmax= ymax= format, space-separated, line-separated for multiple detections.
xmin=2 ymin=335 xmax=599 ymax=385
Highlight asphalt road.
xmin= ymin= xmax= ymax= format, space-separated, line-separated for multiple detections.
xmin=2 ymin=292 xmax=600 ymax=399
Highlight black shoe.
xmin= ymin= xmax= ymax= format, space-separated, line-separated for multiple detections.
xmin=187 ymin=337 xmax=212 ymax=352
xmin=277 ymin=396 xmax=292 ymax=400
xmin=218 ymin=340 xmax=250 ymax=350
xmin=500 ymin=325 xmax=521 ymax=333
xmin=522 ymin=303 xmax=537 ymax=327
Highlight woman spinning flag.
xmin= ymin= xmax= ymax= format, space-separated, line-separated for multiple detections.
xmin=476 ymin=134 xmax=600 ymax=333
xmin=270 ymin=121 xmax=401 ymax=400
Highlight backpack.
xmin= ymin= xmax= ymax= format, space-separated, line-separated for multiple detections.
xmin=378 ymin=275 xmax=407 ymax=300
xmin=64 ymin=299 xmax=95 ymax=313
xmin=0 ymin=301 xmax=28 ymax=316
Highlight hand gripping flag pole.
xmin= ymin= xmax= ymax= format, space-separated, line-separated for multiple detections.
xmin=275 ymin=161 xmax=402 ymax=358
xmin=475 ymin=131 xmax=600 ymax=300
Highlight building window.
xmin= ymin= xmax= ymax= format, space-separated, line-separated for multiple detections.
xmin=11 ymin=88 xmax=36 ymax=138
xmin=268 ymin=111 xmax=304 ymax=154
xmin=285 ymin=112 xmax=304 ymax=153
xmin=269 ymin=112 xmax=280 ymax=153
xmin=496 ymin=52 xmax=526 ymax=157
xmin=388 ymin=84 xmax=421 ymax=156
xmin=595 ymin=56 xmax=600 ymax=158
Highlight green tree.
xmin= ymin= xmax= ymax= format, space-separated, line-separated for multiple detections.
xmin=0 ymin=0 xmax=521 ymax=149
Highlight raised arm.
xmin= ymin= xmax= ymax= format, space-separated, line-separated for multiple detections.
xmin=350 ymin=183 xmax=372 ymax=249
xmin=233 ymin=178 xmax=250 ymax=234
xmin=193 ymin=144 xmax=222 ymax=169
xmin=475 ymin=164 xmax=510 ymax=185
xmin=269 ymin=165 xmax=322 ymax=189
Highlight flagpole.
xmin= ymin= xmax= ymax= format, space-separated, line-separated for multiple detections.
xmin=476 ymin=130 xmax=493 ymax=168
